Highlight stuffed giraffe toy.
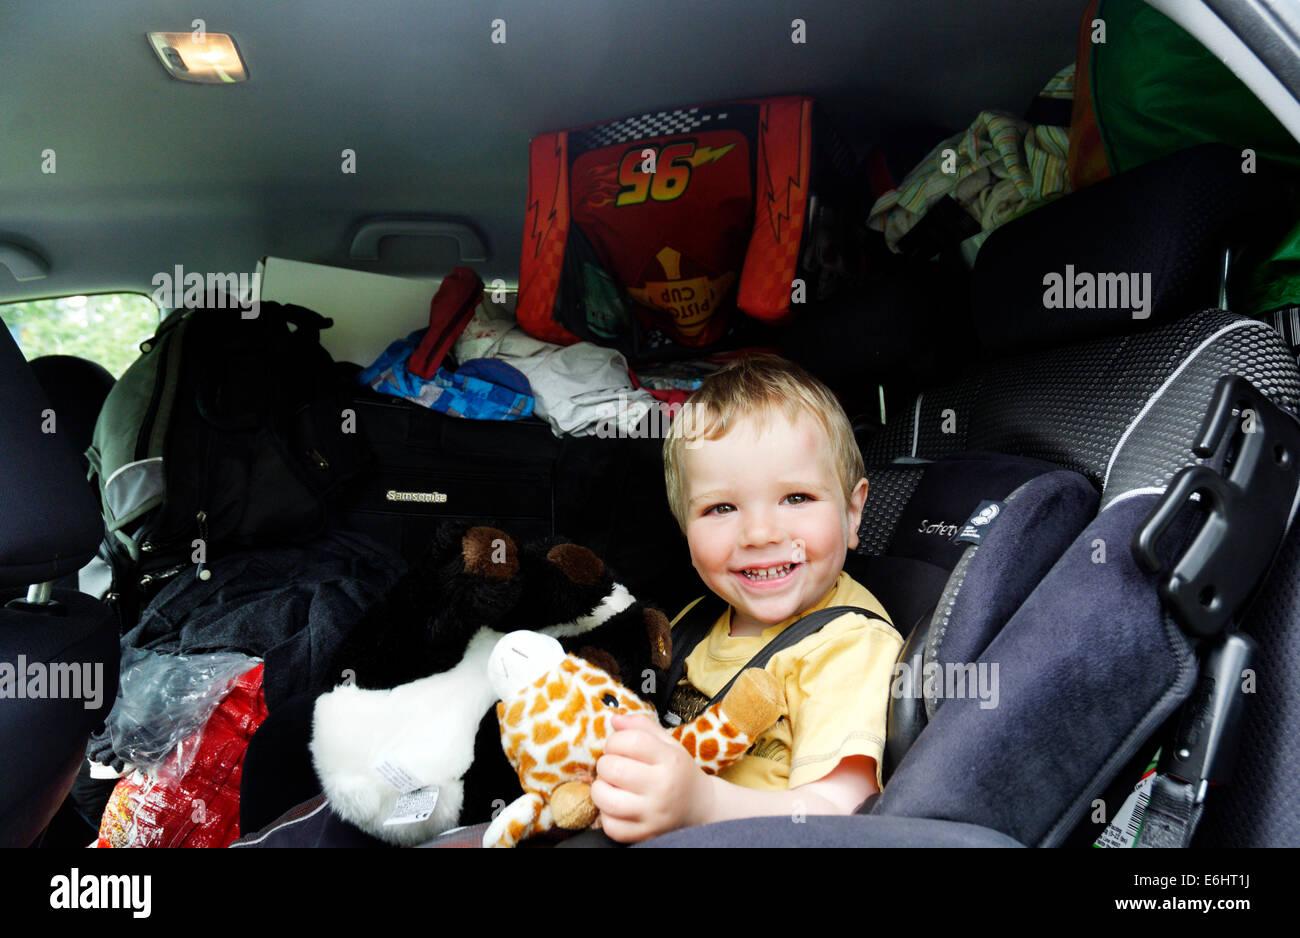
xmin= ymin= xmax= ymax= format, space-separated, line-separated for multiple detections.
xmin=483 ymin=630 xmax=783 ymax=847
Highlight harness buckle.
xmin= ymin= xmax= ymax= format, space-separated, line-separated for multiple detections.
xmin=1133 ymin=376 xmax=1300 ymax=638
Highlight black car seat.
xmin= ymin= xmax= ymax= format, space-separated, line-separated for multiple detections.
xmin=845 ymin=451 xmax=1099 ymax=781
xmin=0 ymin=332 xmax=119 ymax=846
xmin=26 ymin=354 xmax=116 ymax=594
xmin=644 ymin=144 xmax=1300 ymax=848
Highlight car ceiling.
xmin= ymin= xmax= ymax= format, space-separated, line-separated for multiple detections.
xmin=0 ymin=0 xmax=1083 ymax=305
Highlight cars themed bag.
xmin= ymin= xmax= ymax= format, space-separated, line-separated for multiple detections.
xmin=517 ymin=95 xmax=862 ymax=361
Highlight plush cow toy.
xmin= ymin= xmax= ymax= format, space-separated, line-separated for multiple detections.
xmin=484 ymin=630 xmax=784 ymax=848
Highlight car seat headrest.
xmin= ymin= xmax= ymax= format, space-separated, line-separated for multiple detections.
xmin=27 ymin=355 xmax=115 ymax=469
xmin=882 ymin=452 xmax=1068 ymax=570
xmin=0 ymin=331 xmax=103 ymax=587
xmin=972 ymin=144 xmax=1283 ymax=356
xmin=851 ymin=451 xmax=1096 ymax=639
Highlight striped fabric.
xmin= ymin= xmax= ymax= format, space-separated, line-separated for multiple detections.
xmin=868 ymin=66 xmax=1075 ymax=257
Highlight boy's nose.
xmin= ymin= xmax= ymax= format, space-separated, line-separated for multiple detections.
xmin=740 ymin=511 xmax=783 ymax=548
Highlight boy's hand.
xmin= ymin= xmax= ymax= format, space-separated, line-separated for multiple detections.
xmin=591 ymin=713 xmax=714 ymax=843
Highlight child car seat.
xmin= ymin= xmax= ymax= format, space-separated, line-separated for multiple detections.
xmin=845 ymin=451 xmax=1099 ymax=781
xmin=644 ymin=144 xmax=1300 ymax=848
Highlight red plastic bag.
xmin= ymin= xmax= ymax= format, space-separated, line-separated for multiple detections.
xmin=96 ymin=663 xmax=268 ymax=848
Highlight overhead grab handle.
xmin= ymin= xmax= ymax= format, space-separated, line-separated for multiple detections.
xmin=349 ymin=220 xmax=488 ymax=263
xmin=0 ymin=243 xmax=50 ymax=282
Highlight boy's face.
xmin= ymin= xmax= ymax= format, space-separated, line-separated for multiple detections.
xmin=682 ymin=411 xmax=869 ymax=635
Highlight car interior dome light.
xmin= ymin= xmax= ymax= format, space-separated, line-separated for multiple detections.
xmin=147 ymin=31 xmax=246 ymax=83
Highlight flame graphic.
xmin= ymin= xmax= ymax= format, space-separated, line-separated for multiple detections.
xmin=578 ymin=162 xmax=621 ymax=208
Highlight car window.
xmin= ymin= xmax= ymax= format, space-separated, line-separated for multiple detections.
xmin=1 ymin=293 xmax=159 ymax=378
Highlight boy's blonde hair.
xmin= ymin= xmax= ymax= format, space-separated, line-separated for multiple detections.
xmin=662 ymin=354 xmax=865 ymax=531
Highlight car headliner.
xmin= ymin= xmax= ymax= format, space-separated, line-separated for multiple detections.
xmin=1 ymin=0 xmax=1080 ymax=304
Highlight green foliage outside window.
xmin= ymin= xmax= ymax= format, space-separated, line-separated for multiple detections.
xmin=1 ymin=294 xmax=159 ymax=379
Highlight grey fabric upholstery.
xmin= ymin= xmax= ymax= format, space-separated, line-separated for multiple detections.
xmin=637 ymin=815 xmax=1024 ymax=848
xmin=875 ymin=496 xmax=1200 ymax=846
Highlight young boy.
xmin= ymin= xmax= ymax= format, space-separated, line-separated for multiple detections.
xmin=591 ymin=354 xmax=903 ymax=843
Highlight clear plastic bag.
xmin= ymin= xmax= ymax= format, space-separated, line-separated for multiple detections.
xmin=106 ymin=647 xmax=258 ymax=779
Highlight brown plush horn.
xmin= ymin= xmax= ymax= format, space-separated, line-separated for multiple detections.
xmin=575 ymin=646 xmax=620 ymax=684
xmin=463 ymin=527 xmax=518 ymax=579
xmin=545 ymin=543 xmax=604 ymax=585
xmin=644 ymin=607 xmax=671 ymax=670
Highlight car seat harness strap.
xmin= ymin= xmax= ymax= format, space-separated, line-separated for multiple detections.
xmin=657 ymin=596 xmax=889 ymax=718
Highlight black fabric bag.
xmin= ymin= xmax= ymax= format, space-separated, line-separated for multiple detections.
xmin=334 ymin=387 xmax=561 ymax=564
xmin=332 ymin=380 xmax=698 ymax=613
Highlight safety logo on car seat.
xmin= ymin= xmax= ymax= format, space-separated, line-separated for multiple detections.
xmin=952 ymin=500 xmax=1004 ymax=545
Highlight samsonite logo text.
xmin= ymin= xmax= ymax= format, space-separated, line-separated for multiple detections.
xmin=1042 ymin=265 xmax=1152 ymax=319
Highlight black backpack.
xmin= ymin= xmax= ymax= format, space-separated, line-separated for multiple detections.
xmin=87 ymin=297 xmax=371 ymax=619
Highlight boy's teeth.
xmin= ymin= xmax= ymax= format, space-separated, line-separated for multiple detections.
xmin=743 ymin=563 xmax=794 ymax=580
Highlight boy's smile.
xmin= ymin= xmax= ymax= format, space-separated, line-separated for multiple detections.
xmin=683 ymin=413 xmax=868 ymax=637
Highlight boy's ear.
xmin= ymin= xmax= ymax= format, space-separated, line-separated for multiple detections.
xmin=846 ymin=478 xmax=869 ymax=550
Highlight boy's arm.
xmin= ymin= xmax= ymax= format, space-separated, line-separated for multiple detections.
xmin=592 ymin=713 xmax=877 ymax=843
xmin=699 ymin=753 xmax=878 ymax=822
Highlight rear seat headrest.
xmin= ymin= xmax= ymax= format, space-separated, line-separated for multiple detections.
xmin=27 ymin=355 xmax=115 ymax=467
xmin=972 ymin=144 xmax=1285 ymax=356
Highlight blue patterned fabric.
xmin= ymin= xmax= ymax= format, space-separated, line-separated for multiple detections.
xmin=359 ymin=330 xmax=534 ymax=420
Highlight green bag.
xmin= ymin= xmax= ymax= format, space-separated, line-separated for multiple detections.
xmin=1074 ymin=0 xmax=1300 ymax=315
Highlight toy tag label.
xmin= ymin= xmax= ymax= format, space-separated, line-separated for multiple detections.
xmin=383 ymin=786 xmax=440 ymax=827
xmin=373 ymin=754 xmax=424 ymax=794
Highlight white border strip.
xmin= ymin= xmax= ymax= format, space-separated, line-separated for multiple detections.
xmin=1103 ymin=319 xmax=1258 ymax=490
xmin=1102 ymin=485 xmax=1168 ymax=510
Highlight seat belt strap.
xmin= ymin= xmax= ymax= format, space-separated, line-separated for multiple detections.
xmin=1135 ymin=775 xmax=1205 ymax=848
xmin=658 ymin=594 xmax=727 ymax=715
xmin=1132 ymin=631 xmax=1256 ymax=847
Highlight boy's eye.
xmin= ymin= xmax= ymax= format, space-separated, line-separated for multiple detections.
xmin=705 ymin=503 xmax=735 ymax=515
xmin=785 ymin=493 xmax=812 ymax=505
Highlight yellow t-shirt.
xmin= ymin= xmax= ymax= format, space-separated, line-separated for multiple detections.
xmin=667 ymin=571 xmax=902 ymax=791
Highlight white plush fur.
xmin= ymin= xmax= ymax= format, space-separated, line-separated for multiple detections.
xmin=310 ymin=583 xmax=632 ymax=846
xmin=542 ymin=582 xmax=634 ymax=638
xmin=310 ymin=627 xmax=501 ymax=846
